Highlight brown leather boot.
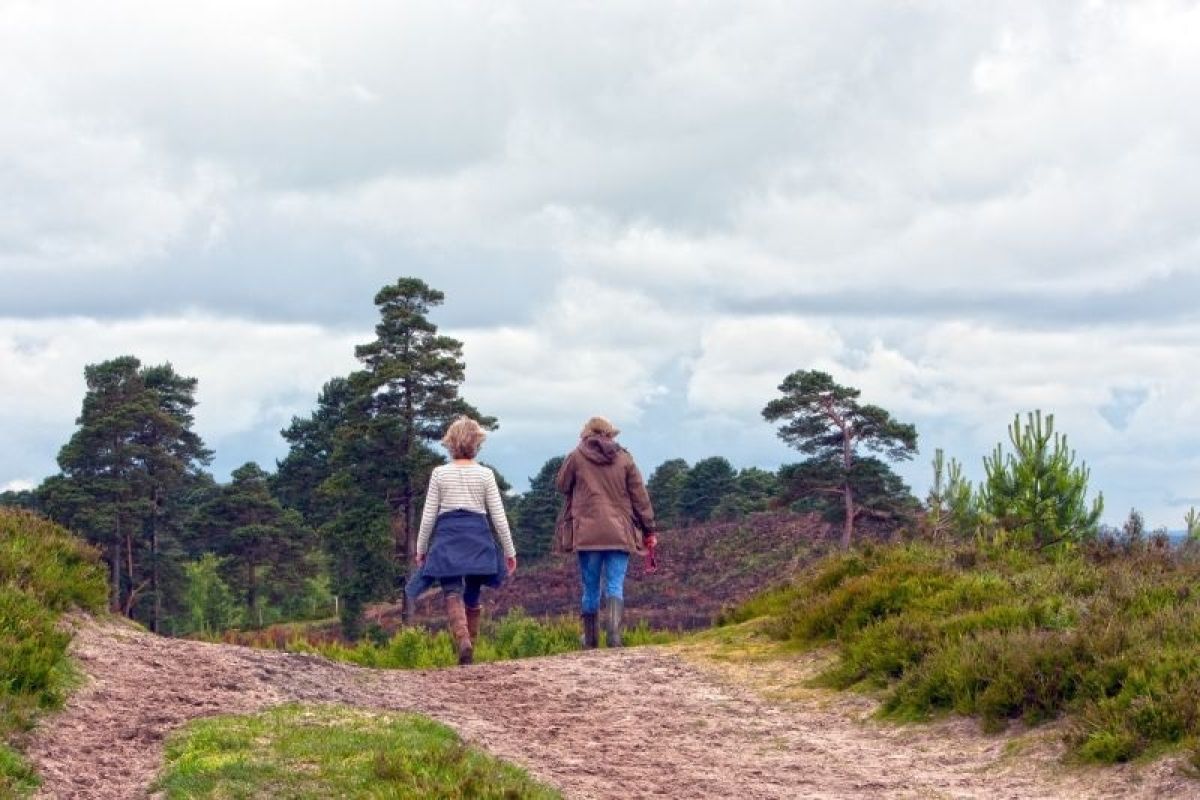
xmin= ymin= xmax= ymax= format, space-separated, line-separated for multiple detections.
xmin=445 ymin=594 xmax=473 ymax=665
xmin=580 ymin=612 xmax=599 ymax=649
xmin=465 ymin=605 xmax=482 ymax=642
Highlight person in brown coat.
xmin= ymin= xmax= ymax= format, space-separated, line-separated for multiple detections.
xmin=555 ymin=416 xmax=657 ymax=648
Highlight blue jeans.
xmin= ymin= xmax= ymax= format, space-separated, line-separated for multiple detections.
xmin=439 ymin=575 xmax=486 ymax=608
xmin=577 ymin=550 xmax=630 ymax=614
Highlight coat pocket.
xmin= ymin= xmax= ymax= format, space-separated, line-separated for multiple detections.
xmin=554 ymin=503 xmax=575 ymax=553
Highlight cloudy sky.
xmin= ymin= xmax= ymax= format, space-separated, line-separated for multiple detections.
xmin=3 ymin=1 xmax=1199 ymax=526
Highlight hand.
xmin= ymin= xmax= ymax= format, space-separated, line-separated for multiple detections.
xmin=415 ymin=553 xmax=426 ymax=567
xmin=644 ymin=533 xmax=658 ymax=549
xmin=506 ymin=555 xmax=518 ymax=576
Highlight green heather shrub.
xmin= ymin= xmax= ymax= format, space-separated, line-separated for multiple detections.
xmin=0 ymin=508 xmax=107 ymax=795
xmin=0 ymin=509 xmax=107 ymax=614
xmin=726 ymin=540 xmax=1200 ymax=763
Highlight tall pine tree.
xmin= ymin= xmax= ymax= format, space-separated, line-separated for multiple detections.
xmin=515 ymin=456 xmax=565 ymax=561
xmin=280 ymin=278 xmax=492 ymax=635
xmin=44 ymin=356 xmax=211 ymax=629
xmin=763 ymin=370 xmax=917 ymax=548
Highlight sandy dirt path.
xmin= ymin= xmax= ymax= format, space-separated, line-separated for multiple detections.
xmin=25 ymin=618 xmax=1190 ymax=799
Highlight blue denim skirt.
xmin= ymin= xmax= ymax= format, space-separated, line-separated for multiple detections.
xmin=406 ymin=509 xmax=505 ymax=599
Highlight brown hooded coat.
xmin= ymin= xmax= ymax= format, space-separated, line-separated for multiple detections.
xmin=554 ymin=435 xmax=656 ymax=554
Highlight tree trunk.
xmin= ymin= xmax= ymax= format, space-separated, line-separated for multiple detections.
xmin=149 ymin=487 xmax=163 ymax=634
xmin=842 ymin=423 xmax=855 ymax=549
xmin=400 ymin=369 xmax=415 ymax=625
xmin=390 ymin=498 xmax=407 ymax=572
xmin=842 ymin=482 xmax=854 ymax=550
xmin=248 ymin=560 xmax=258 ymax=626
xmin=150 ymin=520 xmax=160 ymax=633
xmin=125 ymin=530 xmax=136 ymax=617
xmin=389 ymin=496 xmax=411 ymax=622
xmin=404 ymin=492 xmax=416 ymax=576
xmin=400 ymin=497 xmax=415 ymax=625
xmin=109 ymin=541 xmax=121 ymax=613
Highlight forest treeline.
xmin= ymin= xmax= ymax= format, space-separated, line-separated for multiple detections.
xmin=2 ymin=276 xmax=1195 ymax=639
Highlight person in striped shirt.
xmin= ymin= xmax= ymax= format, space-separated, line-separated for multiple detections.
xmin=415 ymin=416 xmax=518 ymax=664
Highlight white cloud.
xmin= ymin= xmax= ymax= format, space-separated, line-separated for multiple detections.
xmin=687 ymin=317 xmax=845 ymax=415
xmin=2 ymin=2 xmax=1200 ymax=525
xmin=6 ymin=3 xmax=1200 ymax=309
xmin=0 ymin=84 xmax=235 ymax=271
xmin=686 ymin=314 xmax=1200 ymax=524
xmin=0 ymin=315 xmax=362 ymax=480
xmin=456 ymin=279 xmax=693 ymax=433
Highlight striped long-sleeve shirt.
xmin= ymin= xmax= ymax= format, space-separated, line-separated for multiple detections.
xmin=416 ymin=463 xmax=516 ymax=558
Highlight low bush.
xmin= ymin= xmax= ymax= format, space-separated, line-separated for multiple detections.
xmin=726 ymin=540 xmax=1200 ymax=764
xmin=0 ymin=508 xmax=107 ymax=795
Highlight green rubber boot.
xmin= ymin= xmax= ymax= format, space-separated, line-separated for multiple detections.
xmin=581 ymin=612 xmax=599 ymax=649
xmin=605 ymin=597 xmax=624 ymax=648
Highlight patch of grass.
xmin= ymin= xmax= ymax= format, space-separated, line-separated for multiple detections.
xmin=716 ymin=583 xmax=802 ymax=626
xmin=0 ymin=508 xmax=107 ymax=796
xmin=279 ymin=608 xmax=675 ymax=670
xmin=674 ymin=618 xmax=805 ymax=664
xmin=0 ymin=744 xmax=38 ymax=796
xmin=155 ymin=703 xmax=561 ymax=799
xmin=671 ymin=619 xmax=837 ymax=705
xmin=724 ymin=541 xmax=1200 ymax=765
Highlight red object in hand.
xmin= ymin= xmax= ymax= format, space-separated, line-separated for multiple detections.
xmin=644 ymin=538 xmax=659 ymax=574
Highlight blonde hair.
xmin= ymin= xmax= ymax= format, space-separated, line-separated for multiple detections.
xmin=579 ymin=415 xmax=620 ymax=439
xmin=442 ymin=416 xmax=487 ymax=459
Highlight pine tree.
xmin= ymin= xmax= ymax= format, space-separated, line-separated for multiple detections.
xmin=926 ymin=449 xmax=977 ymax=540
xmin=0 ymin=489 xmax=38 ymax=510
xmin=515 ymin=457 xmax=564 ymax=561
xmin=274 ymin=377 xmax=354 ymax=526
xmin=763 ymin=370 xmax=917 ymax=548
xmin=927 ymin=449 xmax=950 ymax=539
xmin=711 ymin=467 xmax=781 ymax=520
xmin=979 ymin=411 xmax=1102 ymax=547
xmin=679 ymin=457 xmax=736 ymax=523
xmin=279 ymin=377 xmax=404 ymax=635
xmin=190 ymin=462 xmax=317 ymax=625
xmin=278 ymin=278 xmax=493 ymax=635
xmin=339 ymin=278 xmax=492 ymax=622
xmin=646 ymin=458 xmax=689 ymax=528
xmin=44 ymin=356 xmax=212 ymax=628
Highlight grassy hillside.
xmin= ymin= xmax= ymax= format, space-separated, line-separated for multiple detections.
xmin=413 ymin=511 xmax=830 ymax=632
xmin=0 ymin=508 xmax=107 ymax=795
xmin=724 ymin=540 xmax=1200 ymax=765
